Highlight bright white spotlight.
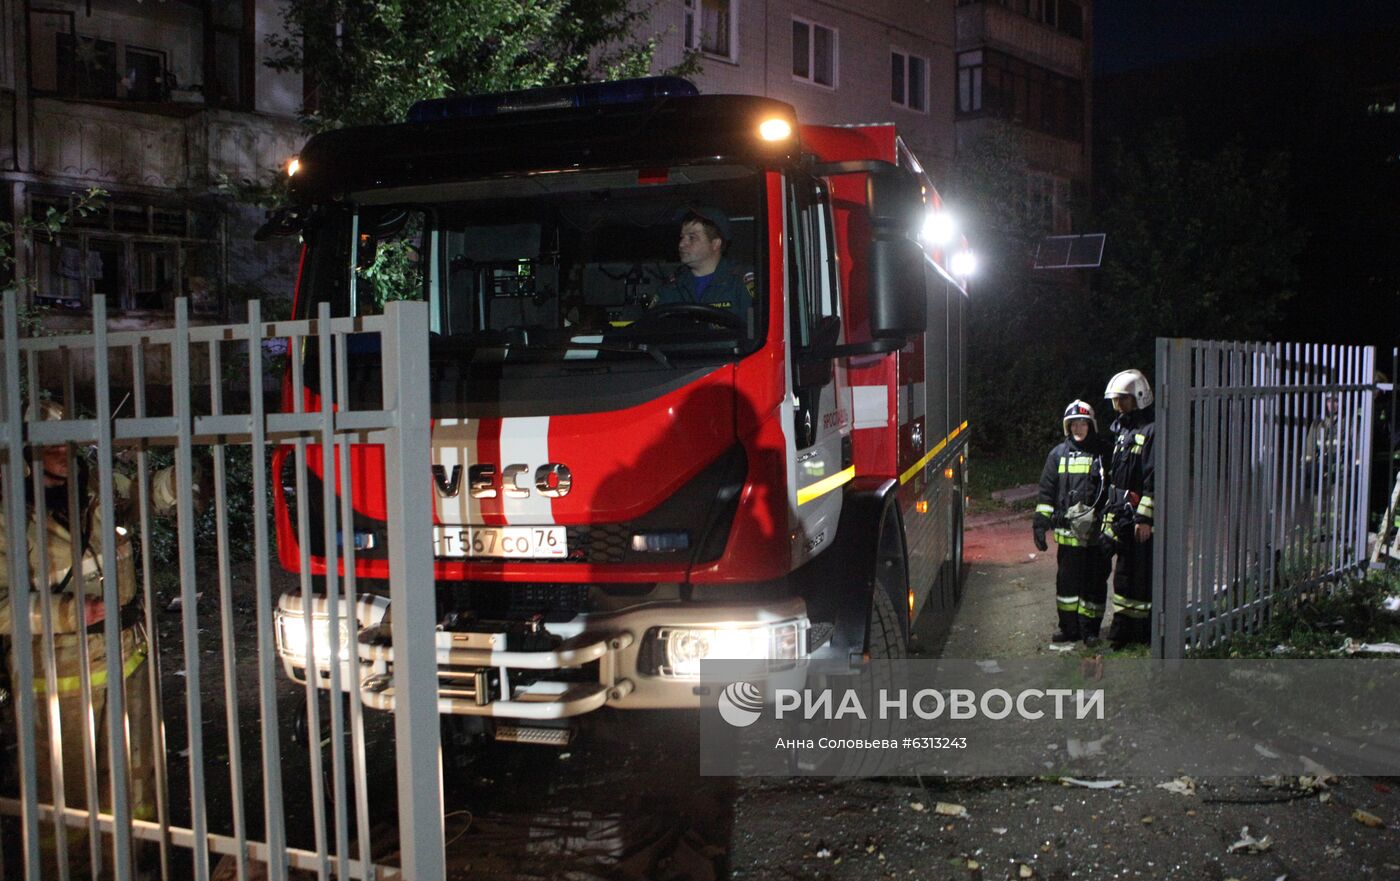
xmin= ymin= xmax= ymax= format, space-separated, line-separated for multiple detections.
xmin=950 ymin=249 xmax=977 ymax=277
xmin=921 ymin=211 xmax=956 ymax=246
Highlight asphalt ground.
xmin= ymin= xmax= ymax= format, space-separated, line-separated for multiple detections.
xmin=16 ymin=512 xmax=1393 ymax=880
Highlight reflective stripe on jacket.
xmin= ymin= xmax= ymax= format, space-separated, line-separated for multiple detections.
xmin=1106 ymin=406 xmax=1155 ymax=527
xmin=1035 ymin=436 xmax=1110 ymax=545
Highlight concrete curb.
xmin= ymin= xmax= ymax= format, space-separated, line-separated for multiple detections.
xmin=967 ymin=510 xmax=1030 ymax=530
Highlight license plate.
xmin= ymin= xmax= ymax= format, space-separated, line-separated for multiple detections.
xmin=433 ymin=526 xmax=567 ymax=559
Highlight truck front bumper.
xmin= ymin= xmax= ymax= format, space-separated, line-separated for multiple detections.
xmin=274 ymin=594 xmax=809 ymax=720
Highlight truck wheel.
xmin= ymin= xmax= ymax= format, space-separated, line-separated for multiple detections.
xmin=870 ymin=508 xmax=909 ymax=659
xmin=867 ymin=578 xmax=907 ymax=660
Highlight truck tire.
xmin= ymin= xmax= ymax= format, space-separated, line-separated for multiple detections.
xmin=870 ymin=506 xmax=910 ymax=659
xmin=868 ymin=570 xmax=907 ymax=660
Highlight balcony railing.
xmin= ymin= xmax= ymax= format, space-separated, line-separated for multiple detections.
xmin=29 ymin=97 xmax=304 ymax=191
xmin=956 ymin=2 xmax=1085 ymax=76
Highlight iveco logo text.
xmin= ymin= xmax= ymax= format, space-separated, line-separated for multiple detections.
xmin=432 ymin=463 xmax=573 ymax=499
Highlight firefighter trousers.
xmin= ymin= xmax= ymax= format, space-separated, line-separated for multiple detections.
xmin=1109 ymin=535 xmax=1153 ymax=645
xmin=1055 ymin=544 xmax=1110 ymax=639
xmin=5 ymin=626 xmax=156 ymax=879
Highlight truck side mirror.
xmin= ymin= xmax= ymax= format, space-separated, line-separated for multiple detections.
xmin=254 ymin=205 xmax=309 ymax=241
xmin=866 ymin=168 xmax=927 ymax=340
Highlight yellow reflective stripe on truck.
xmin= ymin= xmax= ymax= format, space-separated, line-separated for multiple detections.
xmin=899 ymin=422 xmax=969 ymax=486
xmin=797 ymin=466 xmax=856 ymax=505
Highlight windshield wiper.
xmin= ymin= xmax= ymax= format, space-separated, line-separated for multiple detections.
xmin=453 ymin=337 xmax=672 ymax=368
xmin=546 ymin=339 xmax=672 ymax=368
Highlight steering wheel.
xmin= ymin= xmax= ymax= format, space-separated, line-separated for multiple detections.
xmin=643 ymin=302 xmax=745 ymax=330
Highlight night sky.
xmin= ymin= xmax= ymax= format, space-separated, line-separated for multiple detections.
xmin=1094 ymin=0 xmax=1400 ymax=74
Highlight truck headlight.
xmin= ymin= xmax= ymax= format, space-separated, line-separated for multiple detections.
xmin=276 ymin=609 xmax=353 ymax=665
xmin=655 ymin=619 xmax=806 ymax=678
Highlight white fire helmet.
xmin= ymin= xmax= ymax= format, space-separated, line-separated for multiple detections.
xmin=1103 ymin=369 xmax=1153 ymax=409
xmin=1062 ymin=400 xmax=1096 ymax=435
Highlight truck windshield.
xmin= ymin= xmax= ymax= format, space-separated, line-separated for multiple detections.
xmin=297 ymin=164 xmax=766 ymax=362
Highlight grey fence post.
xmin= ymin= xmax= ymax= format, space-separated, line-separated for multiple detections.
xmin=1155 ymin=338 xmax=1190 ymax=660
xmin=2 ymin=291 xmax=43 ymax=877
xmin=381 ymin=300 xmax=445 ymax=880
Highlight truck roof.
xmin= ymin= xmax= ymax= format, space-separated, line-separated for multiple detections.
xmin=288 ymin=93 xmax=802 ymax=202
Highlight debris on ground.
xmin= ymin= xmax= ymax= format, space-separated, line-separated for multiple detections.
xmin=1157 ymin=776 xmax=1197 ymax=796
xmin=1298 ymin=756 xmax=1336 ymax=783
xmin=1066 ymin=737 xmax=1107 ymax=759
xmin=166 ymin=592 xmax=204 ymax=612
xmin=1352 ymin=809 xmax=1386 ymax=829
xmin=935 ymin=801 xmax=969 ymax=818
xmin=1339 ymin=638 xmax=1400 ymax=655
xmin=1061 ymin=777 xmax=1123 ymax=789
xmin=1226 ymin=826 xmax=1273 ymax=854
xmin=909 ymin=801 xmax=926 ymax=812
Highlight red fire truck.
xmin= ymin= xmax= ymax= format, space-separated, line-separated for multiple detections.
xmin=270 ymin=77 xmax=970 ymax=743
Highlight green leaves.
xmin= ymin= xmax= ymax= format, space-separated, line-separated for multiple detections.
xmin=266 ymin=0 xmax=670 ymax=134
xmin=1096 ymin=121 xmax=1303 ymax=360
xmin=0 ymin=188 xmax=107 ymax=328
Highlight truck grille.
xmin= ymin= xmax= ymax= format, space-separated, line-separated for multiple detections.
xmin=564 ymin=524 xmax=632 ymax=563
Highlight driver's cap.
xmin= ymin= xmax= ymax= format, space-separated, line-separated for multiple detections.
xmin=676 ymin=205 xmax=731 ymax=241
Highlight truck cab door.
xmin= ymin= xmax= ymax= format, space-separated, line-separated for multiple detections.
xmin=787 ymin=172 xmax=849 ymax=569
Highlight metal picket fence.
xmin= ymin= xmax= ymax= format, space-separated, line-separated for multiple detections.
xmin=1153 ymin=339 xmax=1376 ymax=659
xmin=0 ymin=292 xmax=444 ymax=880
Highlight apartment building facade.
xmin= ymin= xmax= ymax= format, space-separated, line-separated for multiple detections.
xmin=954 ymin=0 xmax=1091 ymax=234
xmin=648 ymin=0 xmax=960 ymax=179
xmin=649 ymin=0 xmax=1092 ymax=235
xmin=1 ymin=0 xmax=304 ymax=332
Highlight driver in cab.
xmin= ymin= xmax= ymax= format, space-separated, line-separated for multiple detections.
xmin=654 ymin=206 xmax=754 ymax=319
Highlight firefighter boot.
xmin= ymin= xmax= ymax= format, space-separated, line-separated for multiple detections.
xmin=1053 ymin=600 xmax=1081 ymax=643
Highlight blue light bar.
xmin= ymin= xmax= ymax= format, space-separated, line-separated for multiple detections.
xmin=407 ymin=77 xmax=700 ymax=124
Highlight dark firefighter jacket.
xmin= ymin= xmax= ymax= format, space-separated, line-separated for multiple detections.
xmin=1035 ymin=435 xmax=1109 ymax=546
xmin=656 ymin=258 xmax=754 ymax=315
xmin=1104 ymin=405 xmax=1156 ymax=534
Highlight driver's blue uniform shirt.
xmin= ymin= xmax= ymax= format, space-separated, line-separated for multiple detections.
xmin=656 ymin=258 xmax=754 ymax=316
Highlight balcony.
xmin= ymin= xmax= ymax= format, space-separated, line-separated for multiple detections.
xmin=30 ymin=96 xmax=304 ymax=192
xmin=956 ymin=2 xmax=1085 ymax=77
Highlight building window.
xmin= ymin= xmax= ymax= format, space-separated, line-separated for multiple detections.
xmin=28 ymin=193 xmax=218 ymax=316
xmin=891 ymin=50 xmax=927 ymax=111
xmin=1027 ymin=172 xmax=1073 ymax=234
xmin=124 ymin=46 xmax=170 ymax=102
xmin=28 ymin=4 xmax=201 ymax=102
xmin=792 ymin=19 xmax=837 ymax=88
xmin=957 ymin=48 xmax=1083 ymax=142
xmin=686 ymin=0 xmax=736 ymax=62
xmin=55 ymin=33 xmax=119 ymax=99
xmin=208 ymin=0 xmax=253 ymax=109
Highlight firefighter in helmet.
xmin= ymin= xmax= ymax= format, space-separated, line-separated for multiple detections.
xmin=1034 ymin=400 xmax=1112 ymax=643
xmin=1102 ymin=369 xmax=1156 ymax=647
xmin=0 ymin=399 xmax=182 ymax=873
